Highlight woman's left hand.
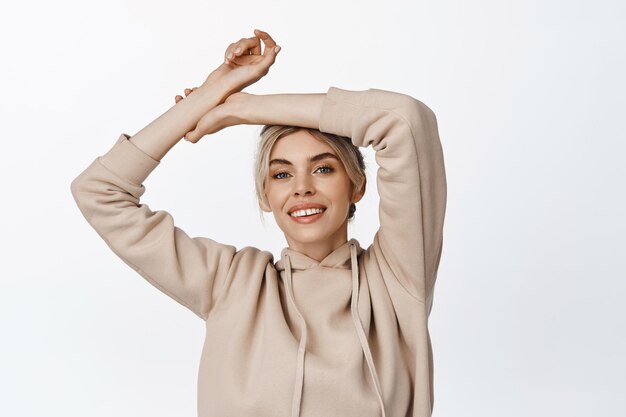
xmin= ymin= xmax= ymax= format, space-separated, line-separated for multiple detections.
xmin=175 ymin=91 xmax=253 ymax=142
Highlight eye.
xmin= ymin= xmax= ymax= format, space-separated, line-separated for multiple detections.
xmin=272 ymin=171 xmax=290 ymax=180
xmin=316 ymin=165 xmax=334 ymax=174
xmin=271 ymin=165 xmax=333 ymax=180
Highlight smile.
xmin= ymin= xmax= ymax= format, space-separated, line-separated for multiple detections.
xmin=290 ymin=208 xmax=326 ymax=217
xmin=289 ymin=208 xmax=326 ymax=224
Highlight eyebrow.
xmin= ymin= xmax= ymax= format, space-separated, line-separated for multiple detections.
xmin=269 ymin=152 xmax=339 ymax=167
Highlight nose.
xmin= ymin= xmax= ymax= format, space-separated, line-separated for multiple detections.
xmin=293 ymin=174 xmax=315 ymax=196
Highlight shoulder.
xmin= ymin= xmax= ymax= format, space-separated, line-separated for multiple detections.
xmin=358 ymin=236 xmax=423 ymax=301
xmin=231 ymin=245 xmax=276 ymax=271
xmin=214 ymin=244 xmax=278 ymax=303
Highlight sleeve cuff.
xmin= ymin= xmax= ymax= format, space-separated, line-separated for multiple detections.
xmin=319 ymin=87 xmax=355 ymax=139
xmin=319 ymin=86 xmax=379 ymax=139
xmin=98 ymin=133 xmax=160 ymax=186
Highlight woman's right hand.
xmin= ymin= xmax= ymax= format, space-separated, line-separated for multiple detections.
xmin=202 ymin=29 xmax=281 ymax=98
xmin=175 ymin=28 xmax=280 ymax=104
xmin=173 ymin=29 xmax=280 ymax=142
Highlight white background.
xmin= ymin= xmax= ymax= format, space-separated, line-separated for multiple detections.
xmin=1 ymin=0 xmax=624 ymax=416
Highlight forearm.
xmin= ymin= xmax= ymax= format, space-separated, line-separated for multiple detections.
xmin=243 ymin=93 xmax=326 ymax=129
xmin=129 ymin=84 xmax=227 ymax=161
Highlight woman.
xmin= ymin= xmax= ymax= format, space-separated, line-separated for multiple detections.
xmin=71 ymin=29 xmax=447 ymax=417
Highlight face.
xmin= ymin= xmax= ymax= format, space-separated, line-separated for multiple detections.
xmin=261 ymin=130 xmax=363 ymax=255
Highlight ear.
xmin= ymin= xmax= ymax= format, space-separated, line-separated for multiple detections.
xmin=352 ymin=178 xmax=366 ymax=204
xmin=258 ymin=197 xmax=272 ymax=213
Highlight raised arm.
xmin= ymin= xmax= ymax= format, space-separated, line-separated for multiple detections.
xmin=211 ymin=87 xmax=446 ymax=305
xmin=71 ymin=135 xmax=237 ymax=320
xmin=70 ymin=30 xmax=282 ymax=320
xmin=131 ymin=29 xmax=281 ymax=160
xmin=317 ymin=87 xmax=447 ymax=305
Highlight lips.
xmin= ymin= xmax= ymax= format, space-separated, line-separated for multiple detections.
xmin=287 ymin=202 xmax=327 ymax=215
xmin=288 ymin=208 xmax=326 ymax=224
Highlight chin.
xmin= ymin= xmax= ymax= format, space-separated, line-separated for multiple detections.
xmin=276 ymin=211 xmax=348 ymax=246
xmin=286 ymin=230 xmax=329 ymax=244
xmin=285 ymin=224 xmax=347 ymax=246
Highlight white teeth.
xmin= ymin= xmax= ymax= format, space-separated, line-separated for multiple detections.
xmin=290 ymin=208 xmax=325 ymax=217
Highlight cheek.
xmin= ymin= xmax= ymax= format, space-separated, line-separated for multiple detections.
xmin=265 ymin=185 xmax=288 ymax=210
xmin=327 ymin=178 xmax=352 ymax=206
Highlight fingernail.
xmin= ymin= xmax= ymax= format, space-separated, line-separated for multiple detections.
xmin=235 ymin=47 xmax=241 ymax=54
xmin=275 ymin=45 xmax=281 ymax=53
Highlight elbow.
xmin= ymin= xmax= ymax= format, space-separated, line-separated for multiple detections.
xmin=368 ymin=88 xmax=437 ymax=126
xmin=405 ymin=96 xmax=437 ymax=125
xmin=70 ymin=173 xmax=87 ymax=203
xmin=70 ymin=176 xmax=81 ymax=201
xmin=400 ymin=96 xmax=438 ymax=138
xmin=69 ymin=174 xmax=93 ymax=222
xmin=70 ymin=172 xmax=96 ymax=211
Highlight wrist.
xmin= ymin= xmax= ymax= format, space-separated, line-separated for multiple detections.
xmin=241 ymin=93 xmax=325 ymax=129
xmin=238 ymin=93 xmax=278 ymax=126
xmin=239 ymin=92 xmax=259 ymax=125
xmin=221 ymin=92 xmax=257 ymax=125
xmin=196 ymin=83 xmax=230 ymax=106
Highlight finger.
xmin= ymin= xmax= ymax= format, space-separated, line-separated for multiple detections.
xmin=185 ymin=119 xmax=207 ymax=143
xmin=184 ymin=87 xmax=198 ymax=97
xmin=254 ymin=29 xmax=277 ymax=53
xmin=248 ymin=31 xmax=262 ymax=55
xmin=226 ymin=36 xmax=262 ymax=61
xmin=188 ymin=106 xmax=226 ymax=142
xmin=185 ymin=129 xmax=200 ymax=143
xmin=239 ymin=36 xmax=261 ymax=55
xmin=225 ymin=37 xmax=260 ymax=61
xmin=248 ymin=40 xmax=262 ymax=56
xmin=185 ymin=127 xmax=209 ymax=143
xmin=259 ymin=43 xmax=281 ymax=69
xmin=224 ymin=42 xmax=236 ymax=62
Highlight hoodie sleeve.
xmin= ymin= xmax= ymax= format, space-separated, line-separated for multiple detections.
xmin=319 ymin=87 xmax=447 ymax=303
xmin=70 ymin=133 xmax=236 ymax=321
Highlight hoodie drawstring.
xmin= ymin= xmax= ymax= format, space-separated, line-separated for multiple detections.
xmin=349 ymin=243 xmax=387 ymax=417
xmin=284 ymin=253 xmax=307 ymax=417
xmin=283 ymin=243 xmax=386 ymax=417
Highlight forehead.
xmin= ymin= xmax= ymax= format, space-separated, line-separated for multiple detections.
xmin=269 ymin=130 xmax=334 ymax=159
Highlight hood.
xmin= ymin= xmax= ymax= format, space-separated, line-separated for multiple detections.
xmin=275 ymin=238 xmax=387 ymax=417
xmin=275 ymin=238 xmax=363 ymax=272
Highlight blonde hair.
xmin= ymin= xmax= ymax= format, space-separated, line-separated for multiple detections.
xmin=253 ymin=125 xmax=366 ymax=223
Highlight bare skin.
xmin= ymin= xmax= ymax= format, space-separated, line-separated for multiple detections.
xmin=130 ymin=29 xmax=282 ymax=160
xmin=263 ymin=130 xmax=364 ymax=260
xmin=129 ymin=29 xmax=360 ymax=261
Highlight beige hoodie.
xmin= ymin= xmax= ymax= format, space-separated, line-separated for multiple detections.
xmin=70 ymin=86 xmax=447 ymax=417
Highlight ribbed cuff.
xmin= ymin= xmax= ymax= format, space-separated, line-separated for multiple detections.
xmin=319 ymin=87 xmax=350 ymax=138
xmin=98 ymin=133 xmax=160 ymax=186
xmin=319 ymin=86 xmax=372 ymax=141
